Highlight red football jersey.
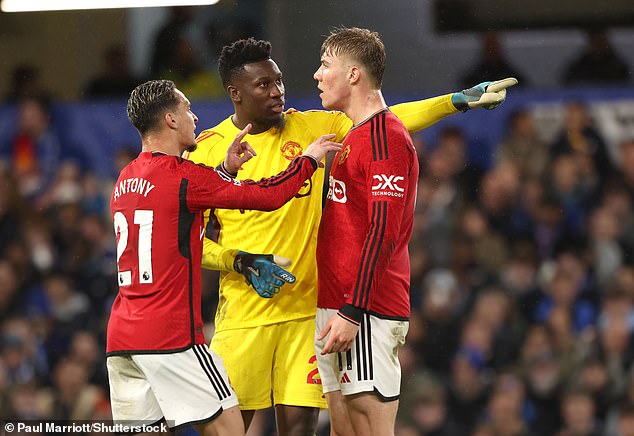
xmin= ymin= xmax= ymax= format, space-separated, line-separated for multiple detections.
xmin=317 ymin=110 xmax=418 ymax=321
xmin=107 ymin=151 xmax=317 ymax=354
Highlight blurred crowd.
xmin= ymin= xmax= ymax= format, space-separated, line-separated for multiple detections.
xmin=2 ymin=85 xmax=634 ymax=436
xmin=2 ymin=10 xmax=634 ymax=436
xmin=399 ymin=102 xmax=634 ymax=436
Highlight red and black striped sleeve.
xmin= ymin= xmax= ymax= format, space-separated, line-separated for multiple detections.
xmin=183 ymin=155 xmax=318 ymax=212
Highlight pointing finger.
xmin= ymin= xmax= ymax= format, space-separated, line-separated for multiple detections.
xmin=486 ymin=77 xmax=518 ymax=92
xmin=235 ymin=123 xmax=252 ymax=142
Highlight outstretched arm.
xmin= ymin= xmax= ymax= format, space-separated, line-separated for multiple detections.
xmin=390 ymin=77 xmax=519 ymax=133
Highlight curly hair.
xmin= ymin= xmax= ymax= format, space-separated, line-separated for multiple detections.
xmin=218 ymin=38 xmax=272 ymax=87
xmin=127 ymin=79 xmax=179 ymax=136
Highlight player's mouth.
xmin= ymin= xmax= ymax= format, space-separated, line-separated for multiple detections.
xmin=271 ymin=100 xmax=285 ymax=113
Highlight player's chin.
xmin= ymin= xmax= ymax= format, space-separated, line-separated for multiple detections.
xmin=264 ymin=112 xmax=284 ymax=127
xmin=320 ymin=97 xmax=335 ymax=111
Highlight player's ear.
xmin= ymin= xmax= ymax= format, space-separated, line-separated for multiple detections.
xmin=227 ymin=85 xmax=241 ymax=103
xmin=348 ymin=66 xmax=361 ymax=85
xmin=164 ymin=111 xmax=177 ymax=129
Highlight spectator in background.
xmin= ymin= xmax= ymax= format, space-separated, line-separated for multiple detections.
xmin=67 ymin=331 xmax=107 ymax=388
xmin=417 ymin=136 xmax=465 ymax=266
xmin=205 ymin=4 xmax=263 ymax=70
xmin=599 ymin=181 xmax=634 ymax=264
xmin=158 ymin=36 xmax=224 ymax=100
xmin=612 ymin=139 xmax=634 ymax=204
xmin=476 ymin=162 xmax=522 ymax=243
xmin=461 ymin=32 xmax=526 ymax=88
xmin=149 ymin=6 xmax=224 ymax=100
xmin=37 ymin=357 xmax=107 ymax=420
xmin=551 ymin=101 xmax=613 ymax=187
xmin=575 ymin=357 xmax=621 ymax=421
xmin=563 ymin=29 xmax=631 ymax=86
xmin=597 ymin=292 xmax=634 ymax=375
xmin=452 ymin=206 xmax=499 ymax=287
xmin=524 ymin=351 xmax=566 ymax=435
xmin=588 ymin=206 xmax=623 ymax=288
xmin=398 ymin=372 xmax=466 ymax=436
xmin=447 ymin=346 xmax=490 ymax=430
xmin=470 ymin=286 xmax=524 ymax=369
xmin=1 ymin=317 xmax=48 ymax=386
xmin=84 ymin=43 xmax=142 ymax=99
xmin=534 ymin=267 xmax=596 ymax=335
xmin=500 ymin=239 xmax=542 ymax=322
xmin=548 ymin=153 xmax=593 ymax=233
xmin=480 ymin=377 xmax=535 ymax=436
xmin=496 ymin=109 xmax=549 ymax=181
xmin=149 ymin=6 xmax=194 ymax=75
xmin=438 ymin=126 xmax=484 ymax=203
xmin=4 ymin=64 xmax=47 ymax=103
xmin=418 ymin=269 xmax=463 ymax=373
xmin=556 ymin=388 xmax=601 ymax=436
xmin=4 ymin=383 xmax=43 ymax=420
xmin=1 ymin=95 xmax=61 ymax=201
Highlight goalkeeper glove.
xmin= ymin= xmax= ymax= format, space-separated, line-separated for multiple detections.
xmin=451 ymin=77 xmax=518 ymax=112
xmin=233 ymin=251 xmax=296 ymax=298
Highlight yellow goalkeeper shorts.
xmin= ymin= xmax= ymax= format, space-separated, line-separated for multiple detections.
xmin=210 ymin=316 xmax=327 ymax=410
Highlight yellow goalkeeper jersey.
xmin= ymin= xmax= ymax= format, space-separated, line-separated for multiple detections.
xmin=186 ymin=95 xmax=457 ymax=332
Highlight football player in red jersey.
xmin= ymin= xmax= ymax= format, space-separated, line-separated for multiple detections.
xmin=106 ymin=79 xmax=340 ymax=435
xmin=313 ymin=28 xmax=419 ymax=436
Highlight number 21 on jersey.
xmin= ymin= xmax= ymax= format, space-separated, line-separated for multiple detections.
xmin=113 ymin=210 xmax=154 ymax=286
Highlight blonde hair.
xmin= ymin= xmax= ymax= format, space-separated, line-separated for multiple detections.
xmin=320 ymin=27 xmax=385 ymax=88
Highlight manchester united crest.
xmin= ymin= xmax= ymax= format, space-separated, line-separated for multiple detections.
xmin=281 ymin=141 xmax=303 ymax=160
xmin=338 ymin=144 xmax=351 ymax=165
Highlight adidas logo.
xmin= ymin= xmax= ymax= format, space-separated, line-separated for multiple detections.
xmin=340 ymin=373 xmax=351 ymax=383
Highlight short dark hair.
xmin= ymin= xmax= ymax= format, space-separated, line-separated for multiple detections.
xmin=127 ymin=80 xmax=179 ymax=136
xmin=218 ymin=38 xmax=272 ymax=87
xmin=320 ymin=27 xmax=386 ymax=88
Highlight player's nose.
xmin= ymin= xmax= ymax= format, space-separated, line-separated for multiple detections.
xmin=271 ymin=82 xmax=283 ymax=97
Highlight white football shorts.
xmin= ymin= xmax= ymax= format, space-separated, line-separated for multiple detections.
xmin=314 ymin=308 xmax=409 ymax=401
xmin=107 ymin=344 xmax=239 ymax=429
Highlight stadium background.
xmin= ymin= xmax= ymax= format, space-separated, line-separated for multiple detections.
xmin=1 ymin=0 xmax=634 ymax=435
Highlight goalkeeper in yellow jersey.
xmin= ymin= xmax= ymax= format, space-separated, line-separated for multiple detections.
xmin=184 ymin=37 xmax=516 ymax=435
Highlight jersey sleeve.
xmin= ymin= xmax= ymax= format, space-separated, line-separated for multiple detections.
xmin=183 ymin=156 xmax=318 ymax=213
xmin=184 ymin=130 xmax=237 ymax=271
xmin=202 ymin=237 xmax=238 ymax=272
xmin=339 ymin=136 xmax=414 ymax=324
xmin=389 ymin=94 xmax=458 ymax=134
